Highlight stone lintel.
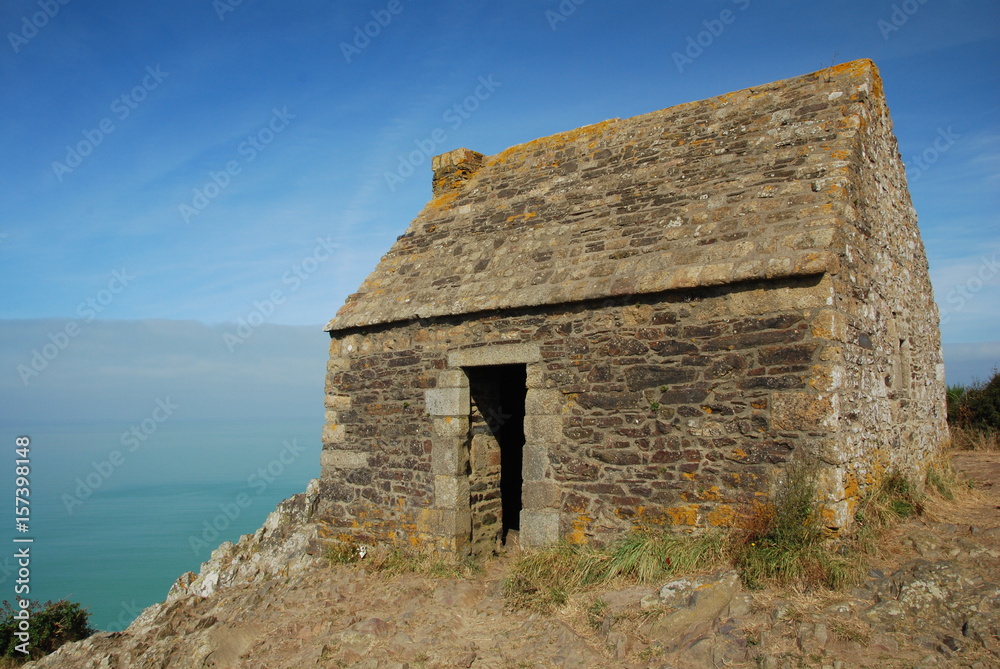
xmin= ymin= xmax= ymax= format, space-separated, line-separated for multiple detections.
xmin=447 ymin=343 xmax=541 ymax=368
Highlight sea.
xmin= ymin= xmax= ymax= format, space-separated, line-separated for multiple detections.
xmin=0 ymin=418 xmax=321 ymax=631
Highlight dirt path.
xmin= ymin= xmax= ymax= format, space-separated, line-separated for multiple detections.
xmin=949 ymin=452 xmax=1000 ymax=528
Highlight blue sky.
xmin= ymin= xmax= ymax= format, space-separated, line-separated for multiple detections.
xmin=1 ymin=0 xmax=999 ymax=411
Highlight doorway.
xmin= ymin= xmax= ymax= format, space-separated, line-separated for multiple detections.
xmin=464 ymin=364 xmax=526 ymax=552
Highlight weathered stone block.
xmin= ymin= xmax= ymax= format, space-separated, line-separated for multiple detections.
xmin=520 ymin=510 xmax=560 ymax=547
xmin=575 ymin=392 xmax=642 ymax=411
xmin=434 ymin=475 xmax=470 ymax=509
xmin=593 ymin=449 xmax=643 ymax=466
xmin=811 ymin=308 xmax=847 ymax=341
xmin=524 ymin=415 xmax=563 ymax=444
xmin=437 ymin=369 xmax=467 ymax=388
xmin=659 ymin=387 xmax=711 ymax=405
xmin=320 ymin=449 xmax=368 ymax=470
xmin=771 ymin=392 xmax=838 ymax=432
xmin=434 ymin=508 xmax=472 ymax=543
xmin=526 ymin=362 xmax=547 ymax=388
xmin=523 ymin=443 xmax=549 ymax=481
xmin=425 ymin=387 xmax=470 ymax=416
xmin=322 ymin=423 xmax=346 ymax=444
xmin=525 ymin=389 xmax=563 ymax=415
xmin=433 ymin=415 xmax=469 ymax=438
xmin=431 ymin=436 xmax=468 ymax=476
xmin=324 ymin=394 xmax=351 ymax=410
xmin=522 ymin=481 xmax=560 ymax=510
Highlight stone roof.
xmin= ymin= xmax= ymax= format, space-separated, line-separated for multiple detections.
xmin=326 ymin=59 xmax=887 ymax=333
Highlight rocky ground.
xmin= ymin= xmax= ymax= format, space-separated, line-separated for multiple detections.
xmin=25 ymin=453 xmax=1000 ymax=668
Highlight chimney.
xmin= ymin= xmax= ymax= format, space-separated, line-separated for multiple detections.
xmin=431 ymin=148 xmax=485 ymax=196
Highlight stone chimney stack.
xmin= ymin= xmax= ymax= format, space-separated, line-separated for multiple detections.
xmin=431 ymin=148 xmax=485 ymax=196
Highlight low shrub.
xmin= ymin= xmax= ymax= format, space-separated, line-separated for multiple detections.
xmin=0 ymin=599 xmax=94 ymax=662
xmin=947 ymin=368 xmax=1000 ymax=449
xmin=729 ymin=464 xmax=854 ymax=590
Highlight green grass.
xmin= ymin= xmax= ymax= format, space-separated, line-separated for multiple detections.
xmin=503 ymin=463 xmax=933 ymax=610
xmin=503 ymin=531 xmax=725 ymax=612
xmin=325 ymin=541 xmax=482 ymax=579
xmin=585 ymin=597 xmax=609 ymax=632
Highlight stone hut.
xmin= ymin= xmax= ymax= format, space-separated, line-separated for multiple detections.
xmin=318 ymin=59 xmax=948 ymax=554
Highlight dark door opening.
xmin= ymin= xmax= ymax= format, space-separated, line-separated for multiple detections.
xmin=465 ymin=364 xmax=526 ymax=550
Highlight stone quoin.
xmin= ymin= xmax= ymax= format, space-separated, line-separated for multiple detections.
xmin=315 ymin=59 xmax=948 ymax=554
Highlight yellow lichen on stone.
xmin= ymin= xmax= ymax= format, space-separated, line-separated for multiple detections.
xmin=664 ymin=505 xmax=699 ymax=526
xmin=489 ymin=118 xmax=619 ymax=167
xmin=681 ymin=486 xmax=722 ymax=503
xmin=568 ymin=514 xmax=591 ymax=544
xmin=426 ymin=188 xmax=460 ymax=212
xmin=707 ymin=505 xmax=735 ymax=527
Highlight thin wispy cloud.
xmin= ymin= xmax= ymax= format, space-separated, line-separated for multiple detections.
xmin=0 ymin=0 xmax=997 ymax=384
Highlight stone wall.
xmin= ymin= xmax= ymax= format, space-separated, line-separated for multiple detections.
xmin=804 ymin=69 xmax=949 ymax=525
xmin=319 ymin=275 xmax=839 ymax=550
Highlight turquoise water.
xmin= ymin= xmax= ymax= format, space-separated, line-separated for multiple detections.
xmin=0 ymin=419 xmax=321 ymax=631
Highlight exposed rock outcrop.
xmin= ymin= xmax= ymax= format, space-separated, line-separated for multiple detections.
xmin=25 ymin=454 xmax=1000 ymax=668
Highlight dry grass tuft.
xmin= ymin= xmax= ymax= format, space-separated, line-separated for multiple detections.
xmin=950 ymin=426 xmax=1000 ymax=451
xmin=502 ymin=532 xmax=725 ymax=612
